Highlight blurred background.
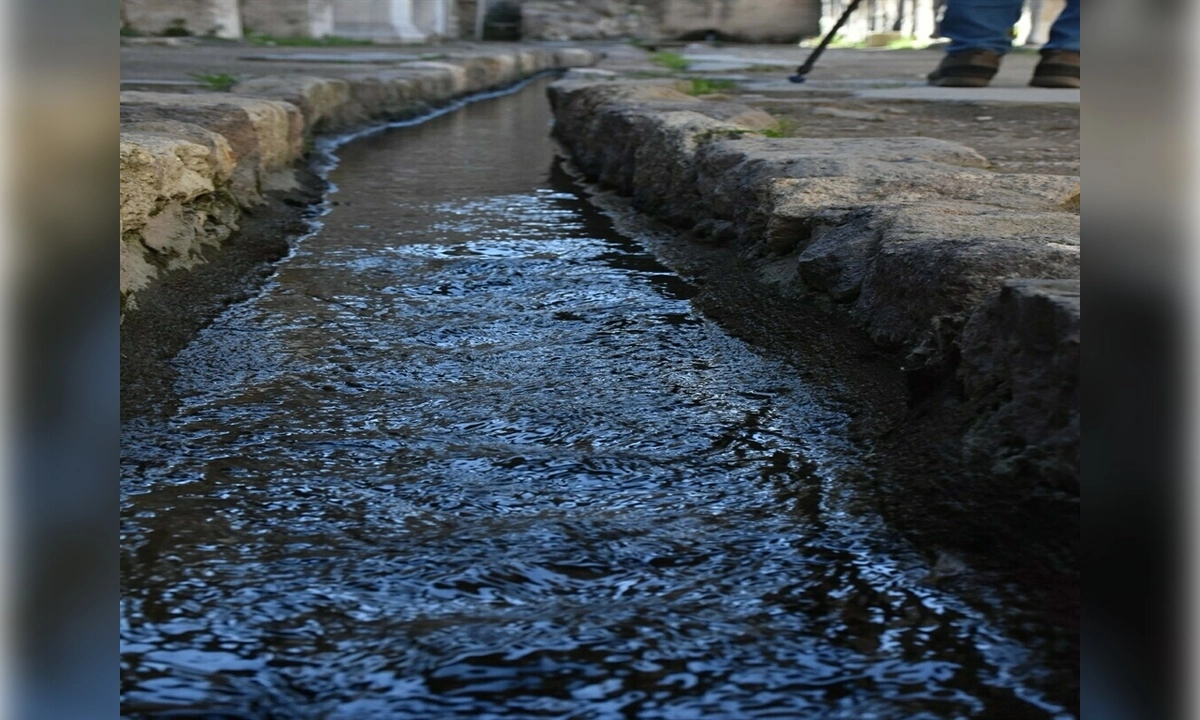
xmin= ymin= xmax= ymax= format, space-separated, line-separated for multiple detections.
xmin=115 ymin=0 xmax=1067 ymax=48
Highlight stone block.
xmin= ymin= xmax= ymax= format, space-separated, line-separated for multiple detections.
xmin=120 ymin=91 xmax=304 ymax=205
xmin=342 ymin=70 xmax=424 ymax=119
xmin=958 ymin=279 xmax=1080 ymax=487
xmin=458 ymin=54 xmax=519 ymax=92
xmin=549 ymin=80 xmax=775 ymax=214
xmin=232 ymin=76 xmax=353 ymax=131
xmin=121 ymin=121 xmax=237 ymax=187
xmin=119 ymin=130 xmax=241 ymax=306
xmin=758 ymin=171 xmax=1079 ymax=255
xmin=843 ymin=203 xmax=1079 ymax=353
xmin=400 ymin=61 xmax=470 ymax=95
xmin=120 ymin=132 xmax=220 ymax=234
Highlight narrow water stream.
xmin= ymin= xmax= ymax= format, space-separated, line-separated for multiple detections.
xmin=121 ymin=77 xmax=1073 ymax=719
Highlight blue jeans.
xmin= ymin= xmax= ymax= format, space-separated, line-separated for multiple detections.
xmin=941 ymin=0 xmax=1080 ymax=54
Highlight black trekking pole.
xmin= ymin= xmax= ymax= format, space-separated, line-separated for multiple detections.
xmin=789 ymin=0 xmax=866 ymax=83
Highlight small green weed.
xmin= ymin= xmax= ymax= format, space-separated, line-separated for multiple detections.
xmin=760 ymin=117 xmax=798 ymax=138
xmin=651 ymin=51 xmax=690 ymax=72
xmin=685 ymin=78 xmax=736 ymax=95
xmin=189 ymin=72 xmax=239 ymax=92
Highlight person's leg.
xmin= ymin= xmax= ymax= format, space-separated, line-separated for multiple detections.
xmin=1041 ymin=0 xmax=1080 ymax=52
xmin=1030 ymin=0 xmax=1080 ymax=87
xmin=928 ymin=0 xmax=1023 ymax=86
xmin=939 ymin=0 xmax=1025 ymax=54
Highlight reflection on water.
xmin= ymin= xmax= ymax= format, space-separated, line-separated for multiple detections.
xmin=120 ymin=77 xmax=1074 ymax=719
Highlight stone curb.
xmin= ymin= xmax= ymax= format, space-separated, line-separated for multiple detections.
xmin=959 ymin=279 xmax=1079 ymax=488
xmin=547 ymin=76 xmax=1079 ymax=486
xmin=119 ymin=47 xmax=596 ymax=317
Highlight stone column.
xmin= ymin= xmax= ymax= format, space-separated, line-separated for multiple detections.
xmin=310 ymin=0 xmax=336 ymax=37
xmin=413 ymin=0 xmax=452 ymax=38
xmin=333 ymin=0 xmax=427 ymax=42
xmin=389 ymin=0 xmax=429 ymax=41
xmin=241 ymin=0 xmax=334 ymax=38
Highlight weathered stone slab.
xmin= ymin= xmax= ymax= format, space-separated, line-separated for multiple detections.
xmin=764 ymin=173 xmax=1077 ymax=254
xmin=457 ymin=55 xmax=520 ymax=93
xmin=701 ymin=135 xmax=993 ymax=171
xmin=231 ymin=76 xmax=353 ymax=131
xmin=120 ymin=132 xmax=221 ymax=234
xmin=399 ymin=61 xmax=471 ymax=95
xmin=120 ymin=92 xmax=305 ymax=206
xmin=550 ymin=79 xmax=777 ymax=224
xmin=550 ymin=48 xmax=599 ymax=69
xmin=553 ymin=79 xmax=1079 ymax=274
xmin=694 ymin=136 xmax=989 ymax=254
xmin=120 ymin=121 xmax=237 ymax=189
xmin=829 ymin=203 xmax=1079 ymax=353
xmin=341 ymin=69 xmax=429 ymax=119
xmin=119 ymin=131 xmax=241 ymax=308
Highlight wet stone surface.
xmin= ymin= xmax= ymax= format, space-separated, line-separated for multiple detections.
xmin=121 ymin=78 xmax=1075 ymax=718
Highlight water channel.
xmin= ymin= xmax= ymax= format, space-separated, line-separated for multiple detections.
xmin=120 ymin=76 xmax=1074 ymax=719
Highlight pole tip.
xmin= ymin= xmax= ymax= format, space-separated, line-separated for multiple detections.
xmin=788 ymin=74 xmax=807 ymax=84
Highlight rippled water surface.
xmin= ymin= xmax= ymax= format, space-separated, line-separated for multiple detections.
xmin=121 ymin=77 xmax=1073 ymax=719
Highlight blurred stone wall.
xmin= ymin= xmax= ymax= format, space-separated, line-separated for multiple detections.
xmin=240 ymin=0 xmax=334 ymax=38
xmin=651 ymin=0 xmax=818 ymax=42
xmin=121 ymin=0 xmax=1064 ymax=45
xmin=507 ymin=0 xmax=819 ymax=42
xmin=122 ymin=0 xmax=243 ymax=38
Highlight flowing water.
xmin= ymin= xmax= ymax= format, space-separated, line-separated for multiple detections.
xmin=120 ymin=76 xmax=1074 ymax=719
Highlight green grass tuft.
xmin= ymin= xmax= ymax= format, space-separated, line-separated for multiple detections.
xmin=189 ymin=72 xmax=239 ymax=92
xmin=685 ymin=78 xmax=737 ymax=95
xmin=759 ymin=117 xmax=799 ymax=138
xmin=651 ymin=51 xmax=690 ymax=72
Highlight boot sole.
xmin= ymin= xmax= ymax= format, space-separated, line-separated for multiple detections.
xmin=930 ymin=76 xmax=994 ymax=87
xmin=1030 ymin=77 xmax=1080 ymax=88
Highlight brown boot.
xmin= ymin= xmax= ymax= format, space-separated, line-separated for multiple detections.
xmin=1030 ymin=50 xmax=1080 ymax=88
xmin=927 ymin=50 xmax=1002 ymax=87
